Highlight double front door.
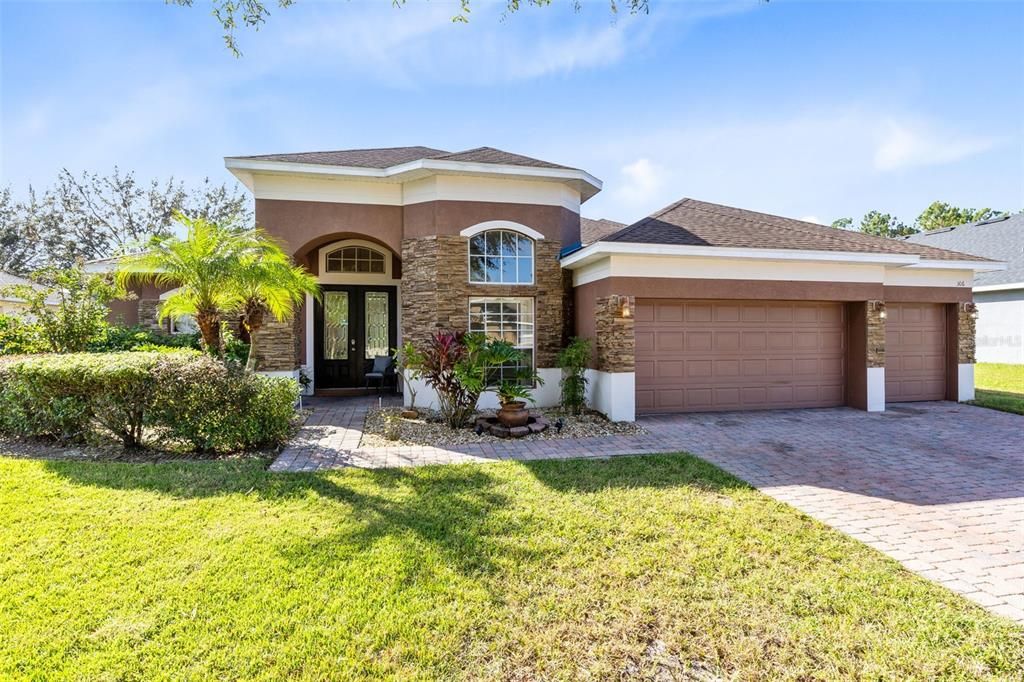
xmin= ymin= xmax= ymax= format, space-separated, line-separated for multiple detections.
xmin=314 ymin=285 xmax=398 ymax=390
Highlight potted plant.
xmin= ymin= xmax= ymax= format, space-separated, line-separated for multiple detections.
xmin=495 ymin=379 xmax=534 ymax=427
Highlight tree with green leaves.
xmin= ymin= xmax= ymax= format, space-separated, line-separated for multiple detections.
xmin=830 ymin=217 xmax=853 ymax=230
xmin=171 ymin=0 xmax=651 ymax=56
xmin=117 ymin=215 xmax=252 ymax=353
xmin=1 ymin=266 xmax=124 ymax=353
xmin=915 ymin=201 xmax=1003 ymax=232
xmin=0 ymin=170 xmax=253 ymax=274
xmin=858 ymin=211 xmax=916 ymax=238
xmin=227 ymin=241 xmax=319 ymax=372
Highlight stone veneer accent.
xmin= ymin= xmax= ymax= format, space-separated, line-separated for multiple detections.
xmin=594 ymin=295 xmax=635 ymax=373
xmin=958 ymin=304 xmax=976 ymax=364
xmin=138 ymin=299 xmax=165 ymax=332
xmin=251 ymin=318 xmax=300 ymax=372
xmin=401 ymin=235 xmax=566 ymax=367
xmin=867 ymin=301 xmax=885 ymax=368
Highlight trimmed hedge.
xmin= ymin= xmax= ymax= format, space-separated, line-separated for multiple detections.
xmin=0 ymin=352 xmax=298 ymax=453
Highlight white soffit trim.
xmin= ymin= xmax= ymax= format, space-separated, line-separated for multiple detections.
xmin=460 ymin=221 xmax=545 ymax=240
xmin=224 ymin=157 xmax=602 ymax=201
xmin=908 ymin=259 xmax=1006 ymax=272
xmin=974 ymin=281 xmax=1024 ymax=293
xmin=560 ymin=242 xmax=922 ymax=269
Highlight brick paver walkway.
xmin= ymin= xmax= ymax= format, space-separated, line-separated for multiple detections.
xmin=273 ymin=399 xmax=1024 ymax=623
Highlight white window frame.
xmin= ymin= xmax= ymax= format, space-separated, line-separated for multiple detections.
xmin=466 ymin=229 xmax=535 ymax=286
xmin=468 ymin=297 xmax=535 ymax=385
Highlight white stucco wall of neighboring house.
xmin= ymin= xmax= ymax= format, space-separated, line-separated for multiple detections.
xmin=974 ymin=287 xmax=1024 ymax=364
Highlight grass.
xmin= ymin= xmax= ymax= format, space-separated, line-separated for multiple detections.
xmin=2 ymin=454 xmax=1022 ymax=680
xmin=971 ymin=363 xmax=1024 ymax=415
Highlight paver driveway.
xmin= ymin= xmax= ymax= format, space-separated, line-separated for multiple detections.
xmin=273 ymin=400 xmax=1023 ymax=623
xmin=649 ymin=403 xmax=1024 ymax=624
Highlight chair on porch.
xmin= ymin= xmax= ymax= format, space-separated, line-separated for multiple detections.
xmin=365 ymin=355 xmax=396 ymax=394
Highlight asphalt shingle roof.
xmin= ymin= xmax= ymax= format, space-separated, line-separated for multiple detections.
xmin=236 ymin=146 xmax=576 ymax=171
xmin=904 ymin=213 xmax=1023 ymax=287
xmin=580 ymin=217 xmax=626 ymax=245
xmin=602 ymin=198 xmax=991 ymax=263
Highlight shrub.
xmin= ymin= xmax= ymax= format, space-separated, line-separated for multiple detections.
xmin=1 ymin=266 xmax=124 ymax=353
xmin=0 ymin=315 xmax=49 ymax=355
xmin=557 ymin=337 xmax=591 ymax=415
xmin=418 ymin=331 xmax=532 ymax=428
xmin=0 ymin=352 xmax=168 ymax=445
xmin=88 ymin=325 xmax=199 ymax=353
xmin=148 ymin=354 xmax=297 ymax=453
xmin=0 ymin=351 xmax=297 ymax=452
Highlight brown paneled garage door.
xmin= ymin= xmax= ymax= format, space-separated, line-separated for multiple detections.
xmin=635 ymin=300 xmax=846 ymax=413
xmin=886 ymin=302 xmax=946 ymax=402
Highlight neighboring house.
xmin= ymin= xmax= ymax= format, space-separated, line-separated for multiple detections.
xmin=109 ymin=146 xmax=1001 ymax=421
xmin=0 ymin=271 xmax=60 ymax=320
xmin=905 ymin=214 xmax=1024 ymax=364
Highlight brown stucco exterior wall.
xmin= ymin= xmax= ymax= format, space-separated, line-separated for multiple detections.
xmin=256 ymin=199 xmax=405 ymax=257
xmin=883 ymin=286 xmax=972 ymax=303
xmin=403 ymin=201 xmax=580 ymax=244
xmin=108 ymin=282 xmax=174 ymax=327
xmin=401 ymin=235 xmax=566 ymax=367
xmin=845 ymin=302 xmax=868 ymax=410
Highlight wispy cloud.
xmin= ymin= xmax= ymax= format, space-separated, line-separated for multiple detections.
xmin=578 ymin=108 xmax=1011 ymax=224
xmin=873 ymin=120 xmax=998 ymax=171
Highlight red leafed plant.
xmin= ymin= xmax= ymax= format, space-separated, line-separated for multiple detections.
xmin=419 ymin=331 xmax=475 ymax=428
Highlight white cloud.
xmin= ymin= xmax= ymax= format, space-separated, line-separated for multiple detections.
xmin=614 ymin=158 xmax=665 ymax=206
xmin=800 ymin=216 xmax=823 ymax=224
xmin=873 ymin=120 xmax=997 ymax=171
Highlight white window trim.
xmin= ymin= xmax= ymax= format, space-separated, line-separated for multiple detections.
xmin=460 ymin=220 xmax=545 ymax=241
xmin=466 ymin=228 xmax=536 ymax=286
xmin=468 ymin=296 xmax=536 ymax=384
xmin=324 ymin=244 xmax=387 ymax=275
xmin=317 ymin=238 xmax=398 ymax=285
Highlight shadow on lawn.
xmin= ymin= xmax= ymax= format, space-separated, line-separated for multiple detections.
xmin=40 ymin=454 xmax=746 ymax=578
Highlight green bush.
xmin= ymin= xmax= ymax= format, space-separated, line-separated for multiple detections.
xmin=0 ymin=352 xmax=297 ymax=452
xmin=557 ymin=337 xmax=591 ymax=415
xmin=88 ymin=325 xmax=200 ymax=353
xmin=147 ymin=354 xmax=298 ymax=453
xmin=0 ymin=315 xmax=49 ymax=355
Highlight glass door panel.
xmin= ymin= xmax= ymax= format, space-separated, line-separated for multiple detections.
xmin=324 ymin=291 xmax=349 ymax=360
xmin=364 ymin=291 xmax=389 ymax=359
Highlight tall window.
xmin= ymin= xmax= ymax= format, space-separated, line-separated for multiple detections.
xmin=468 ymin=297 xmax=534 ymax=383
xmin=468 ymin=230 xmax=534 ymax=284
xmin=325 ymin=246 xmax=385 ymax=274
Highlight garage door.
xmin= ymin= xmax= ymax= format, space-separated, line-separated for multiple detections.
xmin=635 ymin=300 xmax=846 ymax=413
xmin=886 ymin=302 xmax=946 ymax=402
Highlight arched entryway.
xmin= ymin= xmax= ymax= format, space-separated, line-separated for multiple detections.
xmin=293 ymin=235 xmax=402 ymax=394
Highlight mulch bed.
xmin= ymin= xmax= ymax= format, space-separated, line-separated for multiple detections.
xmin=360 ymin=406 xmax=645 ymax=448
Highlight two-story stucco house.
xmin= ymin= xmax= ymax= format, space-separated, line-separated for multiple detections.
xmin=110 ymin=146 xmax=1004 ymax=421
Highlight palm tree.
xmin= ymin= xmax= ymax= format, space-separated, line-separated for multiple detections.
xmin=117 ymin=214 xmax=247 ymax=353
xmin=227 ymin=239 xmax=319 ymax=372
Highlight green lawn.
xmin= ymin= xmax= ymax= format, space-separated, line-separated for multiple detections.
xmin=2 ymin=455 xmax=1021 ymax=680
xmin=972 ymin=363 xmax=1024 ymax=415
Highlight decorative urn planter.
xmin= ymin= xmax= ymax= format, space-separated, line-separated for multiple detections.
xmin=497 ymin=401 xmax=530 ymax=427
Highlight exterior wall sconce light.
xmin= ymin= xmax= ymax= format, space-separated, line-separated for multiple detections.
xmin=962 ymin=302 xmax=979 ymax=320
xmin=619 ymin=296 xmax=632 ymax=319
xmin=870 ymin=301 xmax=887 ymax=320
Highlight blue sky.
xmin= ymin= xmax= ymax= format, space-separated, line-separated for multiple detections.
xmin=2 ymin=0 xmax=1022 ymax=226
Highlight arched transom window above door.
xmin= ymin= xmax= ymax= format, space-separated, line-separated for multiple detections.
xmin=325 ymin=245 xmax=386 ymax=274
xmin=468 ymin=229 xmax=534 ymax=285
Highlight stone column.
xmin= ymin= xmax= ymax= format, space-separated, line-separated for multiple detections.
xmin=591 ymin=295 xmax=635 ymax=422
xmin=954 ymin=302 xmax=977 ymax=401
xmin=865 ymin=300 xmax=886 ymax=411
